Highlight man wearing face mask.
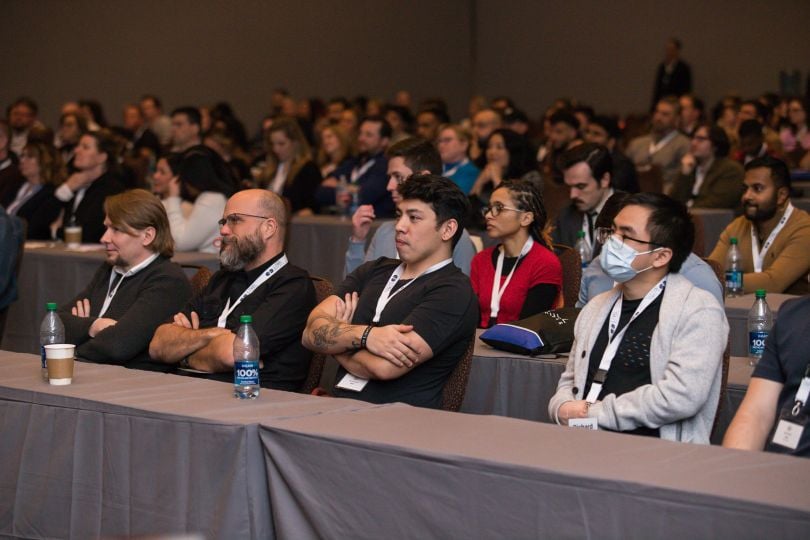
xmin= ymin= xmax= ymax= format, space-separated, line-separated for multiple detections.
xmin=709 ymin=156 xmax=810 ymax=295
xmin=549 ymin=192 xmax=728 ymax=444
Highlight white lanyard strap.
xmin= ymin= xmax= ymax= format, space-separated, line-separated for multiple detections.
xmin=751 ymin=202 xmax=794 ymax=273
xmin=489 ymin=237 xmax=534 ymax=320
xmin=373 ymin=258 xmax=452 ymax=323
xmin=648 ymin=130 xmax=678 ymax=156
xmin=98 ymin=253 xmax=159 ymax=317
xmin=217 ymin=254 xmax=288 ymax=328
xmin=443 ymin=158 xmax=469 ymax=178
xmin=791 ymin=365 xmax=810 ymax=416
xmin=585 ymin=277 xmax=667 ymax=404
xmin=350 ymin=158 xmax=375 ymax=183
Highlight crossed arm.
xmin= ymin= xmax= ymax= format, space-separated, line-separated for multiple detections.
xmin=302 ymin=293 xmax=433 ymax=381
xmin=148 ymin=311 xmax=235 ymax=372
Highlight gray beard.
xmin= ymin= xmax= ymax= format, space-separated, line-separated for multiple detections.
xmin=219 ymin=231 xmax=264 ymax=271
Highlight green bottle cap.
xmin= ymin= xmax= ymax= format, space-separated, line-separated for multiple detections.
xmin=730 ymin=237 xmax=738 ymax=244
xmin=755 ymin=289 xmax=766 ymax=298
xmin=239 ymin=315 xmax=253 ymax=324
xmin=576 ymin=230 xmax=586 ymax=238
xmin=46 ymin=302 xmax=57 ymax=311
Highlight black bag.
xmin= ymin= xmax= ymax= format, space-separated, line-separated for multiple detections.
xmin=479 ymin=307 xmax=580 ymax=356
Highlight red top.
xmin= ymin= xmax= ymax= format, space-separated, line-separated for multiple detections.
xmin=470 ymin=242 xmax=563 ymax=327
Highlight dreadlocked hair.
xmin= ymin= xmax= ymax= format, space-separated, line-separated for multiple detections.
xmin=497 ymin=178 xmax=552 ymax=249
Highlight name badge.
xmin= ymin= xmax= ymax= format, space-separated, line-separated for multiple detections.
xmin=772 ymin=418 xmax=806 ymax=450
xmin=568 ymin=418 xmax=598 ymax=430
xmin=336 ymin=373 xmax=369 ymax=392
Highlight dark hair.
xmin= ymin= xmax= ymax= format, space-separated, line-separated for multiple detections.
xmin=79 ymin=99 xmax=108 ymax=128
xmin=693 ymin=122 xmax=730 ymax=157
xmin=386 ymin=137 xmax=442 ymax=175
xmin=621 ymin=192 xmax=693 ymax=273
xmin=495 ymin=178 xmax=551 ymax=248
xmin=8 ymin=96 xmax=38 ymax=116
xmin=360 ymin=115 xmax=393 ymax=140
xmin=384 ymin=104 xmax=414 ymax=131
xmin=549 ymin=110 xmax=580 ymax=131
xmin=657 ymin=95 xmax=681 ymax=115
xmin=503 ymin=108 xmax=529 ymax=125
xmin=741 ymin=99 xmax=767 ymax=122
xmin=171 ymin=106 xmax=202 ymax=127
xmin=328 ymin=97 xmax=351 ymax=109
xmin=559 ymin=142 xmax=613 ymax=184
xmin=486 ymin=128 xmax=536 ymax=179
xmin=140 ymin=94 xmax=163 ymax=109
xmin=594 ymin=191 xmax=632 ymax=230
xmin=60 ymin=111 xmax=88 ymax=134
xmin=83 ymin=129 xmax=122 ymax=175
xmin=398 ymin=174 xmax=469 ymax=248
xmin=491 ymin=96 xmax=515 ymax=109
xmin=589 ymin=115 xmax=621 ymax=140
xmin=417 ymin=107 xmax=450 ymax=126
xmin=573 ymin=105 xmax=595 ymax=123
xmin=787 ymin=96 xmax=810 ymax=134
xmin=161 ymin=152 xmax=184 ymax=175
xmin=745 ymin=155 xmax=791 ymax=191
xmin=738 ymin=119 xmax=763 ymax=140
xmin=0 ymin=118 xmax=9 ymax=140
xmin=681 ymin=93 xmax=705 ymax=114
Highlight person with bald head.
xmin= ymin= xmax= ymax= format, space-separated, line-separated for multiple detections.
xmin=150 ymin=189 xmax=316 ymax=391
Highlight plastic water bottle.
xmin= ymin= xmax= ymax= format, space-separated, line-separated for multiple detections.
xmin=725 ymin=237 xmax=743 ymax=297
xmin=336 ymin=175 xmax=350 ymax=218
xmin=233 ymin=314 xmax=260 ymax=399
xmin=747 ymin=289 xmax=773 ymax=367
xmin=575 ymin=230 xmax=592 ymax=268
xmin=39 ymin=302 xmax=65 ymax=381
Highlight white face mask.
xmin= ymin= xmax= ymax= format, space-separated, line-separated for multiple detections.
xmin=600 ymin=235 xmax=662 ymax=283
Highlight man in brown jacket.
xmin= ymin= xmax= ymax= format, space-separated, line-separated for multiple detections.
xmin=709 ymin=156 xmax=810 ymax=294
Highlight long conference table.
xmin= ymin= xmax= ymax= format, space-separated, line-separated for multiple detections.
xmin=2 ymin=351 xmax=809 ymax=539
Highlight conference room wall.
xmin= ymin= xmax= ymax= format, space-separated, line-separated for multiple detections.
xmin=2 ymin=1 xmax=808 ymax=129
xmin=475 ymin=0 xmax=810 ymax=117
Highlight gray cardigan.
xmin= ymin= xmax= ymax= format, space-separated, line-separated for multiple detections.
xmin=548 ymin=273 xmax=728 ymax=444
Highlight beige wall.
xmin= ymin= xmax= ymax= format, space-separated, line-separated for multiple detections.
xmin=2 ymin=0 xmax=808 ymax=130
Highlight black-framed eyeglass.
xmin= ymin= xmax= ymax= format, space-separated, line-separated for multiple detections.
xmin=218 ymin=213 xmax=270 ymax=227
xmin=481 ymin=202 xmax=525 ymax=217
xmin=595 ymin=226 xmax=665 ymax=247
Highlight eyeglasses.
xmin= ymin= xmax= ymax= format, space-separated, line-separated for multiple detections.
xmin=217 ymin=213 xmax=270 ymax=227
xmin=595 ymin=226 xmax=665 ymax=247
xmin=481 ymin=202 xmax=525 ymax=217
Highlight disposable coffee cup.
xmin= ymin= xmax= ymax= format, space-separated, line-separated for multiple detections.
xmin=64 ymin=226 xmax=82 ymax=248
xmin=44 ymin=344 xmax=75 ymax=385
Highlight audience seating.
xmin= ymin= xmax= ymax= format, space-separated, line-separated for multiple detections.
xmin=554 ymin=243 xmax=582 ymax=308
xmin=703 ymin=257 xmax=731 ymax=440
xmin=300 ymin=275 xmax=334 ymax=394
xmin=441 ymin=335 xmax=476 ymax=411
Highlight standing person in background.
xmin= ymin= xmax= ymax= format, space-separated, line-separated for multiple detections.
xmin=471 ymin=178 xmax=562 ymax=328
xmin=260 ymin=117 xmax=323 ymax=216
xmin=652 ymin=38 xmax=692 ymax=107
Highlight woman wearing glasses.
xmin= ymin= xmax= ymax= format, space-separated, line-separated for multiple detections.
xmin=470 ymin=178 xmax=562 ymax=328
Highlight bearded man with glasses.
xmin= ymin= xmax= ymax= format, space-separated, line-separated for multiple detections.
xmin=150 ymin=189 xmax=316 ymax=391
xmin=549 ymin=192 xmax=728 ymax=444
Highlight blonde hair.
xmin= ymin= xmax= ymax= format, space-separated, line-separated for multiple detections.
xmin=316 ymin=124 xmax=352 ymax=168
xmin=104 ymin=189 xmax=174 ymax=257
xmin=23 ymin=141 xmax=65 ymax=187
xmin=261 ymin=117 xmax=312 ymax=189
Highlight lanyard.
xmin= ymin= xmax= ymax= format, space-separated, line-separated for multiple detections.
xmin=648 ymin=130 xmax=678 ymax=156
xmin=350 ymin=158 xmax=375 ymax=183
xmin=373 ymin=258 xmax=452 ymax=323
xmin=585 ymin=277 xmax=667 ymax=404
xmin=580 ymin=213 xmax=597 ymax=251
xmin=791 ymin=364 xmax=810 ymax=416
xmin=98 ymin=253 xmax=159 ymax=317
xmin=0 ymin=158 xmax=10 ymax=172
xmin=751 ymin=202 xmax=794 ymax=273
xmin=217 ymin=255 xmax=288 ymax=328
xmin=443 ymin=158 xmax=469 ymax=178
xmin=489 ymin=237 xmax=534 ymax=320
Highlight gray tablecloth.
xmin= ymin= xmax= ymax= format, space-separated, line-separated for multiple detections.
xmin=3 ymin=351 xmax=809 ymax=540
xmin=725 ymin=293 xmax=798 ymax=357
xmin=1 ymin=244 xmax=220 ymax=354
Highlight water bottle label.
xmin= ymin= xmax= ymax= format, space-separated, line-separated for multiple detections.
xmin=749 ymin=331 xmax=768 ymax=357
xmin=40 ymin=345 xmax=47 ymax=369
xmin=234 ymin=360 xmax=259 ymax=386
xmin=725 ymin=270 xmax=742 ymax=290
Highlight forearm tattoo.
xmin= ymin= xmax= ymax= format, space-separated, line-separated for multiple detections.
xmin=311 ymin=315 xmax=359 ymax=349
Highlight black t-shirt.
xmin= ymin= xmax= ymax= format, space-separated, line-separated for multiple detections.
xmin=752 ymin=296 xmax=810 ymax=457
xmin=333 ymin=258 xmax=479 ymax=408
xmin=184 ymin=253 xmax=316 ymax=391
xmin=585 ymin=293 xmax=664 ymax=437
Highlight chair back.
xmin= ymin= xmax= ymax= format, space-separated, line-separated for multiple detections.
xmin=542 ymin=180 xmax=571 ymax=223
xmin=300 ymin=275 xmax=334 ymax=394
xmin=182 ymin=265 xmax=214 ymax=296
xmin=441 ymin=335 xmax=476 ymax=411
xmin=637 ymin=165 xmax=664 ymax=194
xmin=554 ymin=243 xmax=582 ymax=308
xmin=690 ymin=211 xmax=706 ymax=257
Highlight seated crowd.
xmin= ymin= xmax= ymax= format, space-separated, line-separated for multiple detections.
xmin=2 ymin=86 xmax=810 ymax=458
